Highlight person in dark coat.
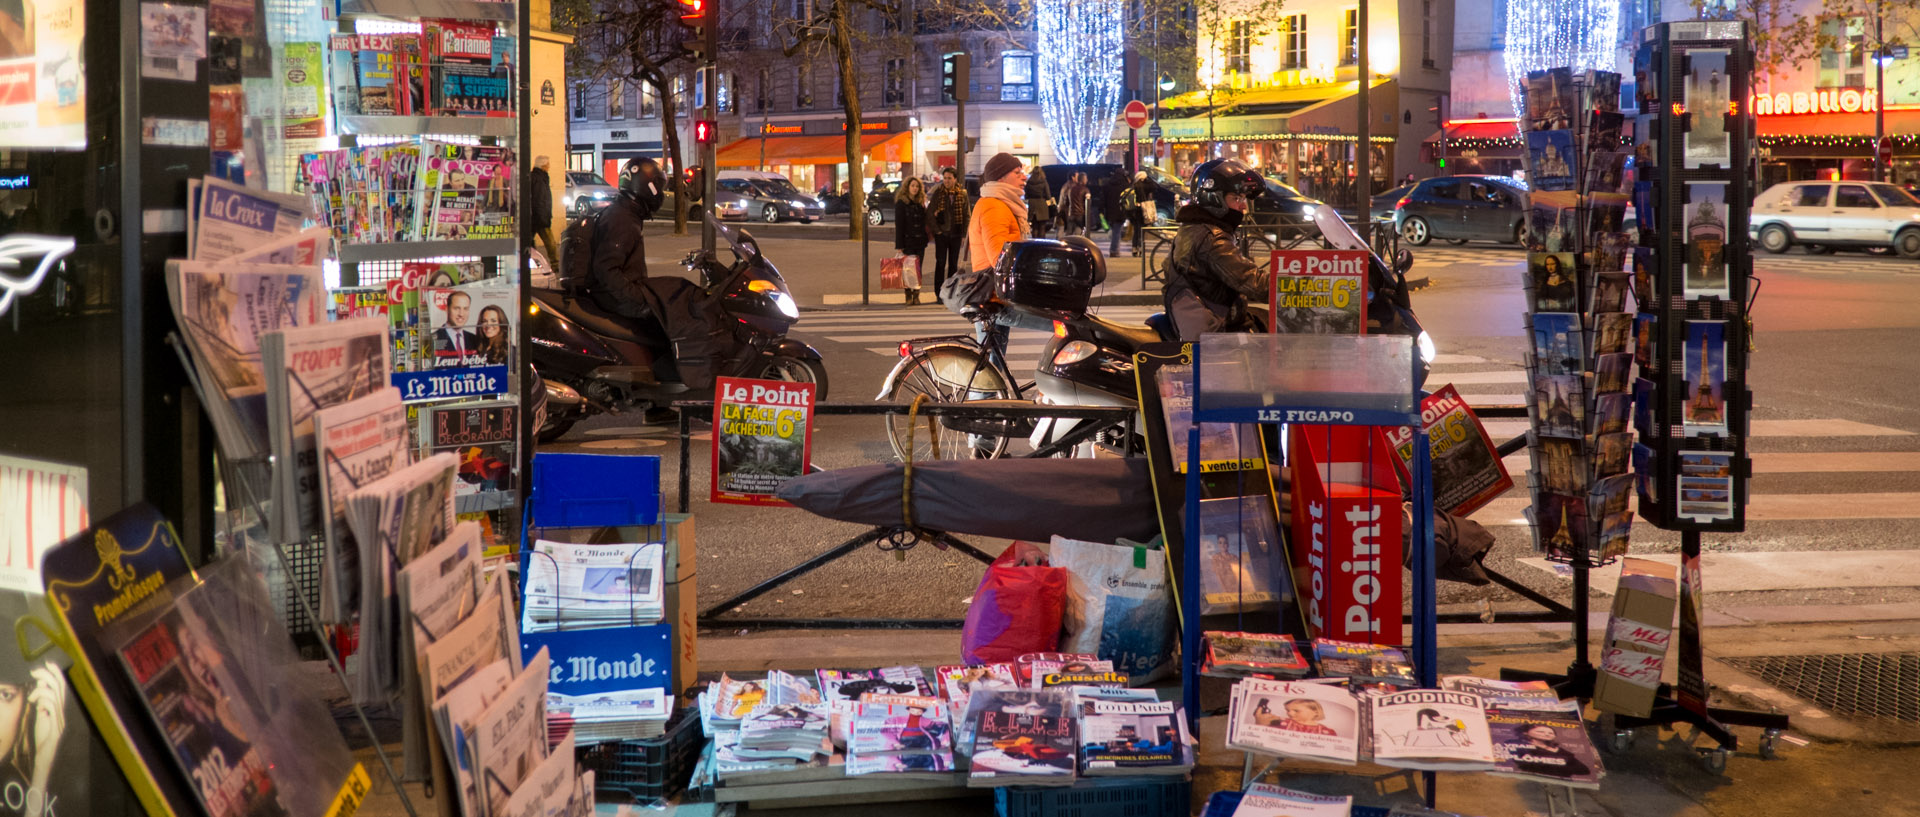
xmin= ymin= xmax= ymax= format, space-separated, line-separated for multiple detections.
xmin=1129 ymin=171 xmax=1158 ymax=252
xmin=1057 ymin=172 xmax=1089 ymax=237
xmin=927 ymin=167 xmax=971 ymax=297
xmin=893 ymin=177 xmax=931 ymax=305
xmin=589 ymin=157 xmax=677 ymax=386
xmin=1101 ymin=169 xmax=1128 ymax=257
xmin=1025 ymin=165 xmax=1054 ymax=239
xmin=529 ymin=155 xmax=558 ymax=262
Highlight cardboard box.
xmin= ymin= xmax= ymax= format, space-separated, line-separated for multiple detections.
xmin=662 ymin=513 xmax=699 ymax=705
xmin=1606 ymin=617 xmax=1673 ymax=652
xmin=1610 ymin=557 xmax=1678 ymax=630
xmin=1289 ymin=425 xmax=1404 ymax=644
xmin=1593 ymin=657 xmax=1662 ymax=716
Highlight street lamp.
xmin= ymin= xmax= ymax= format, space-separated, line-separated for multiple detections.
xmin=1157 ymin=74 xmax=1173 ymax=170
xmin=1159 ymin=73 xmax=1175 ymax=92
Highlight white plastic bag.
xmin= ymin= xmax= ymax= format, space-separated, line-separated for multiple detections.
xmin=1049 ymin=535 xmax=1174 ymax=683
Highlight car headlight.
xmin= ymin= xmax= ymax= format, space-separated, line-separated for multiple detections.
xmin=789 ymin=200 xmax=807 ymax=207
xmin=770 ymin=291 xmax=799 ymax=319
xmin=592 ymin=191 xmax=611 ymax=199
xmin=1300 ymin=203 xmax=1318 ymax=217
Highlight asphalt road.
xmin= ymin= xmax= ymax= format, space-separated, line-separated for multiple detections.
xmin=544 ymin=235 xmax=1920 ymax=626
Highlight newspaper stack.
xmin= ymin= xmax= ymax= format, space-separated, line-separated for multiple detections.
xmin=521 ymin=539 xmax=665 ymax=632
xmin=714 ymin=730 xmax=832 ymax=778
xmin=1232 ymin=783 xmax=1353 ymax=817
xmin=260 ymin=316 xmax=390 ymax=555
xmin=166 ymin=259 xmax=326 ymax=464
xmin=345 ymin=452 xmax=459 ymax=703
xmin=313 ymin=388 xmax=408 ymax=623
xmin=846 ymin=695 xmax=954 ymax=776
xmin=548 ymin=687 xmax=672 ymax=744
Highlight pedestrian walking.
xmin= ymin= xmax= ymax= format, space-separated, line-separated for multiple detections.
xmin=1025 ymin=163 xmax=1054 ymax=239
xmin=528 ymin=155 xmax=559 ymax=262
xmin=927 ymin=167 xmax=971 ymax=296
xmin=1102 ymin=168 xmax=1128 ymax=256
xmin=965 ymin=153 xmax=1032 ymax=358
xmin=1129 ymin=170 xmax=1156 ymax=253
xmin=1056 ymin=172 xmax=1089 ymax=237
xmin=893 ymin=177 xmax=930 ymax=305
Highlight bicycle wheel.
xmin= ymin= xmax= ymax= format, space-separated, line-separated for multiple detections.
xmin=1148 ymin=235 xmax=1175 ymax=282
xmin=883 ymin=347 xmax=1017 ymax=460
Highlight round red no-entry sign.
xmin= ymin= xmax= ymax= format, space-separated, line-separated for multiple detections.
xmin=1123 ymin=100 xmax=1150 ymax=130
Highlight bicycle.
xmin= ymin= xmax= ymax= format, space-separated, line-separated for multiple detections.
xmin=879 ymin=302 xmax=1033 ymax=461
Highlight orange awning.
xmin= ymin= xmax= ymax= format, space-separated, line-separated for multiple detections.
xmin=717 ymin=131 xmax=914 ymax=167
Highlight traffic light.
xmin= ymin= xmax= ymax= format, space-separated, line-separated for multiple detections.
xmin=683 ymin=166 xmax=705 ymax=203
xmin=694 ymin=119 xmax=717 ymax=145
xmin=679 ymin=0 xmax=708 ymax=61
xmin=941 ymin=52 xmax=970 ymax=104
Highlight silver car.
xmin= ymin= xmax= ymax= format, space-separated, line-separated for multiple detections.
xmin=564 ymin=171 xmax=618 ymax=215
xmin=717 ymin=178 xmax=823 ymax=223
xmin=1751 ymin=180 xmax=1920 ymax=258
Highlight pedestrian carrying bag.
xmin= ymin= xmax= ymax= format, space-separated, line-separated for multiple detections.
xmin=880 ymin=254 xmax=906 ymax=289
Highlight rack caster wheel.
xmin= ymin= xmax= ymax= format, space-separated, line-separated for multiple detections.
xmin=1760 ymin=729 xmax=1782 ymax=759
xmin=1607 ymin=729 xmax=1635 ymax=754
xmin=1699 ymin=747 xmax=1729 ymax=773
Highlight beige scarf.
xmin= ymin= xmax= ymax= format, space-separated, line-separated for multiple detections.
xmin=979 ymin=180 xmax=1032 ymax=237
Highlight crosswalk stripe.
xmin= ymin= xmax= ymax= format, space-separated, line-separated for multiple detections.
xmin=1515 ymin=551 xmax=1920 ymax=593
xmin=1472 ymin=491 xmax=1920 ymax=526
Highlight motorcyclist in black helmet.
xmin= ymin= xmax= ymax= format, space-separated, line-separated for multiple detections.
xmin=1163 ymin=158 xmax=1268 ymax=339
xmin=589 ymin=157 xmax=678 ymax=383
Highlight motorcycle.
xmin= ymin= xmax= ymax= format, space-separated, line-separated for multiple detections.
xmin=529 ymin=212 xmax=827 ymax=441
xmin=880 ymin=212 xmax=1432 ymax=460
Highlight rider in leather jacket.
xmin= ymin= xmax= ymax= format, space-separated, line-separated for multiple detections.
xmin=588 ymin=157 xmax=679 ymax=386
xmin=1163 ymin=158 xmax=1269 ymax=340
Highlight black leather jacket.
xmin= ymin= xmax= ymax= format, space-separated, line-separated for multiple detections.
xmin=588 ymin=195 xmax=653 ymax=316
xmin=1164 ymin=203 xmax=1262 ymax=327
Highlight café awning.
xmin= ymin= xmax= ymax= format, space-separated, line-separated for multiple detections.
xmin=716 ymin=131 xmax=913 ymax=167
xmin=1112 ymin=79 xmax=1397 ymax=145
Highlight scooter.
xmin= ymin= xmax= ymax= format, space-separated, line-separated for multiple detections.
xmin=528 ymin=213 xmax=827 ymax=441
xmin=881 ymin=214 xmax=1431 ymax=459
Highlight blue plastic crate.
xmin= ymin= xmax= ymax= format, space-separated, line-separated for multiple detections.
xmin=1202 ymin=790 xmax=1393 ymax=817
xmin=529 ymin=452 xmax=661 ymax=529
xmin=995 ymin=777 xmax=1191 ymax=817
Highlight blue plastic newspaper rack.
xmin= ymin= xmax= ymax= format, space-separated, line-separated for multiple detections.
xmin=528 ymin=452 xmax=662 ymax=529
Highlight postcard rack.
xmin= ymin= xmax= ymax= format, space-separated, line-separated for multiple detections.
xmin=1178 ymin=333 xmax=1441 ymax=804
xmin=165 ymin=332 xmax=423 ymax=817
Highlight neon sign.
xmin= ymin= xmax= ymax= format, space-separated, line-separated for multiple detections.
xmin=1751 ymin=88 xmax=1878 ymax=115
xmin=0 ymin=234 xmax=76 ymax=317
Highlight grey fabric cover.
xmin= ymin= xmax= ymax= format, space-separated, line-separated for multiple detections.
xmin=776 ymin=458 xmax=1160 ymax=543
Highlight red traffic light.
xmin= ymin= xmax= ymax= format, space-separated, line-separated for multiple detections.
xmin=679 ymin=0 xmax=704 ymax=18
xmin=694 ymin=119 xmax=717 ymax=144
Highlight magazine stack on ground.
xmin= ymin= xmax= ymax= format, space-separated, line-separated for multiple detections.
xmin=1202 ymin=631 xmax=1312 ymax=679
xmin=1231 ymin=782 xmax=1354 ymax=817
xmin=846 ymin=695 xmax=956 ymax=777
xmin=1520 ymin=66 xmax=1640 ymax=567
xmin=520 ymin=539 xmax=665 ymax=631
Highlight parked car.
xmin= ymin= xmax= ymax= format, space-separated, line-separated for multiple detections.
xmin=1750 ymin=180 xmax=1920 ymax=257
xmin=1392 ymin=175 xmax=1528 ymax=245
xmin=718 ymin=177 xmax=823 ymax=223
xmin=564 ymin=171 xmax=618 ymax=215
xmin=865 ymin=180 xmax=899 ymax=225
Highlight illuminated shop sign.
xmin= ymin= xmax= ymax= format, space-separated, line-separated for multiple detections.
xmin=1751 ymin=89 xmax=1878 ymax=115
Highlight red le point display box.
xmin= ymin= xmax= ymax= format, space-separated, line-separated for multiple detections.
xmin=1289 ymin=425 xmax=1403 ymax=644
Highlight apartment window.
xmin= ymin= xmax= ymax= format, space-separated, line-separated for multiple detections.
xmin=571 ymin=83 xmax=586 ymax=120
xmin=719 ymin=73 xmax=733 ymax=113
xmin=1817 ymin=17 xmax=1868 ymax=88
xmin=756 ymin=68 xmax=770 ymax=112
xmin=797 ymin=63 xmax=814 ymax=108
xmin=1421 ymin=0 xmax=1434 ymax=68
xmin=641 ymin=83 xmax=657 ymax=119
xmin=1227 ymin=19 xmax=1252 ymax=75
xmin=674 ymin=75 xmax=688 ymax=116
xmin=609 ymin=78 xmax=625 ymax=119
xmin=1001 ymin=50 xmax=1035 ymax=102
xmin=790 ymin=0 xmax=810 ymax=22
xmin=1282 ymin=15 xmax=1307 ymax=70
xmin=884 ymin=58 xmax=907 ymax=106
xmin=1341 ymin=9 xmax=1358 ymax=66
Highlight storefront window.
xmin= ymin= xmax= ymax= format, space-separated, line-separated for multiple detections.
xmin=1001 ymin=51 xmax=1035 ymax=102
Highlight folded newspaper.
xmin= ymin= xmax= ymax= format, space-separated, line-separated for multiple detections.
xmin=522 ymin=539 xmax=665 ymax=631
xmin=547 ymin=688 xmax=670 ymax=744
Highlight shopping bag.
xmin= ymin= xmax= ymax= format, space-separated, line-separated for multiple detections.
xmin=880 ymin=254 xmax=905 ymax=289
xmin=900 ymin=254 xmax=921 ymax=290
xmin=1049 ymin=535 xmax=1174 ymax=683
xmin=961 ymin=542 xmax=1066 ymax=665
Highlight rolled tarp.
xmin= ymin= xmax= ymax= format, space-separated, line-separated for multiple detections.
xmin=776 ymin=457 xmax=1161 ymax=544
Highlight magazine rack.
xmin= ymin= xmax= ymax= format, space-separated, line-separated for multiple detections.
xmin=165 ymin=333 xmax=423 ymax=817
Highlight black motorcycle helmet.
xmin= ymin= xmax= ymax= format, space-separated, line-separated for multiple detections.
xmin=618 ymin=157 xmax=667 ymax=218
xmin=1189 ymin=158 xmax=1265 ymax=219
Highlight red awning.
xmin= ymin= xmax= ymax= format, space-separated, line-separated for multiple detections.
xmin=1757 ymin=108 xmax=1920 ymax=137
xmin=1424 ymin=120 xmax=1523 ymax=144
xmin=717 ymin=132 xmax=913 ymax=167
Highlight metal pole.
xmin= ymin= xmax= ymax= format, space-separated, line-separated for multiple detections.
xmin=1876 ymin=0 xmax=1887 ymax=182
xmin=700 ymin=9 xmax=720 ymax=255
xmin=1357 ymin=0 xmax=1370 ymax=212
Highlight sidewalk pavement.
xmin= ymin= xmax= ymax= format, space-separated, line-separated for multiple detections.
xmin=350 ymin=602 xmax=1920 ymax=816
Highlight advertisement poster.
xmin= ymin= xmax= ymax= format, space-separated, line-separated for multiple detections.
xmin=139 ymin=3 xmax=207 ymax=81
xmin=424 ymin=284 xmax=515 ymax=369
xmin=0 ymin=0 xmax=83 ymax=149
xmin=279 ymin=41 xmax=326 ymax=138
xmin=1268 ymin=250 xmax=1367 ymax=335
xmin=0 ymin=453 xmax=87 ymax=592
xmin=710 ymin=377 xmax=816 ymax=506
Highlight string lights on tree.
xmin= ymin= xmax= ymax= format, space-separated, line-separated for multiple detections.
xmin=1037 ymin=0 xmax=1126 ymax=163
xmin=1502 ymin=0 xmax=1619 ymax=125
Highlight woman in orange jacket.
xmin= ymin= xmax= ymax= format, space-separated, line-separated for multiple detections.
xmin=968 ymin=153 xmax=1032 ymax=273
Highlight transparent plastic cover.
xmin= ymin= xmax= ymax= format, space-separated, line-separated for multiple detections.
xmin=1194 ymin=333 xmax=1417 ymax=417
